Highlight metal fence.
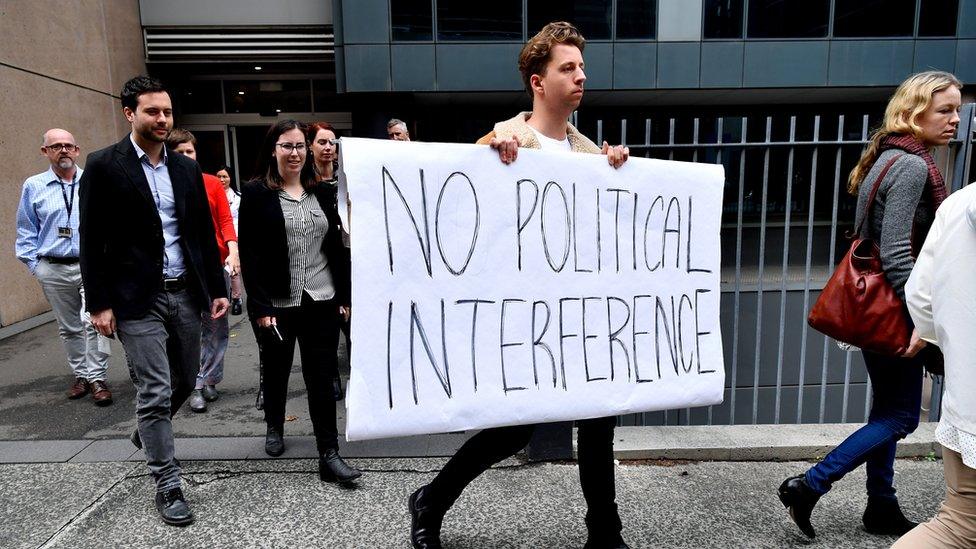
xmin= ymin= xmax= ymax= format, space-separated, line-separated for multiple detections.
xmin=582 ymin=104 xmax=976 ymax=427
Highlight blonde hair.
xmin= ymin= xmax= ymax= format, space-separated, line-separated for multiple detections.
xmin=848 ymin=71 xmax=962 ymax=194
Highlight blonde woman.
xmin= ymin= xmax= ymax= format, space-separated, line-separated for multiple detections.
xmin=779 ymin=71 xmax=961 ymax=539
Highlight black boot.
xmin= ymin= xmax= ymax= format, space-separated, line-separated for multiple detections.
xmin=319 ymin=448 xmax=362 ymax=483
xmin=778 ymin=475 xmax=821 ymax=538
xmin=409 ymin=485 xmax=445 ymax=549
xmin=265 ymin=424 xmax=284 ymax=457
xmin=862 ymin=496 xmax=918 ymax=536
xmin=155 ymin=488 xmax=194 ymax=526
xmin=584 ymin=535 xmax=629 ymax=549
xmin=584 ymin=507 xmax=628 ymax=549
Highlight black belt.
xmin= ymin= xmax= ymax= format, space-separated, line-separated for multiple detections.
xmin=161 ymin=275 xmax=187 ymax=292
xmin=41 ymin=256 xmax=79 ymax=265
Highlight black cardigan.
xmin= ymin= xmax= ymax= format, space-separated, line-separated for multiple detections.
xmin=238 ymin=179 xmax=350 ymax=318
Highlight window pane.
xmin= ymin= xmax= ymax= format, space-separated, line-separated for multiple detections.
xmin=437 ymin=0 xmax=522 ymax=40
xmin=527 ymin=0 xmax=612 ymax=40
xmin=703 ymin=0 xmax=743 ymax=38
xmin=747 ymin=0 xmax=829 ymax=38
xmin=616 ymin=0 xmax=657 ymax=39
xmin=172 ymin=80 xmax=223 ymax=114
xmin=834 ymin=0 xmax=914 ymax=37
xmin=392 ymin=0 xmax=433 ymax=41
xmin=919 ymin=0 xmax=959 ymax=36
xmin=224 ymin=80 xmax=311 ymax=114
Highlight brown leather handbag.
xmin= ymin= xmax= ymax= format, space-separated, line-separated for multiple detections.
xmin=807 ymin=154 xmax=913 ymax=356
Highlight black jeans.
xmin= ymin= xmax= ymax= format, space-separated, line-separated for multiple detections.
xmin=257 ymin=293 xmax=340 ymax=454
xmin=426 ymin=416 xmax=621 ymax=534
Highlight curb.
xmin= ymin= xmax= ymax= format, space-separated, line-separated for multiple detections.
xmin=601 ymin=423 xmax=940 ymax=461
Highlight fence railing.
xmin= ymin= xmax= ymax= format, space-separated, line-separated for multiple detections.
xmin=584 ymin=105 xmax=975 ymax=427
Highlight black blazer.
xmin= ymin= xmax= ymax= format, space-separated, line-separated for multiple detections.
xmin=238 ymin=179 xmax=351 ymax=318
xmin=79 ymin=136 xmax=226 ymax=320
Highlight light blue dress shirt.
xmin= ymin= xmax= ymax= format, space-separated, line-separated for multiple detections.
xmin=130 ymin=135 xmax=186 ymax=277
xmin=16 ymin=166 xmax=83 ymax=274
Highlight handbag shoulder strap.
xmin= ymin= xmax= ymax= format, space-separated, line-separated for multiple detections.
xmin=855 ymin=153 xmax=903 ymax=237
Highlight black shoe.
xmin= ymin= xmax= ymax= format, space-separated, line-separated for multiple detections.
xmin=409 ymin=485 xmax=444 ymax=549
xmin=319 ymin=448 xmax=362 ymax=483
xmin=154 ymin=488 xmax=193 ymax=526
xmin=333 ymin=376 xmax=344 ymax=401
xmin=201 ymin=385 xmax=219 ymax=402
xmin=265 ymin=425 xmax=284 ymax=457
xmin=231 ymin=298 xmax=243 ymax=316
xmin=130 ymin=429 xmax=142 ymax=450
xmin=863 ymin=496 xmax=918 ymax=536
xmin=188 ymin=389 xmax=207 ymax=413
xmin=779 ymin=475 xmax=821 ymax=538
xmin=584 ymin=537 xmax=630 ymax=549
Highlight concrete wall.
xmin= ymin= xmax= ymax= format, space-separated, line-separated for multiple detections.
xmin=0 ymin=0 xmax=146 ymax=326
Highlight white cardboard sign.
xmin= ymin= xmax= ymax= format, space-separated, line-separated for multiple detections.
xmin=339 ymin=137 xmax=725 ymax=441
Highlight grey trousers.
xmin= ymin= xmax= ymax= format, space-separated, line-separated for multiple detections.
xmin=35 ymin=259 xmax=111 ymax=380
xmin=197 ymin=270 xmax=230 ymax=389
xmin=116 ymin=289 xmax=201 ymax=492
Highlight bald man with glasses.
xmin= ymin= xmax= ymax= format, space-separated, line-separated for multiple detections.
xmin=16 ymin=129 xmax=113 ymax=405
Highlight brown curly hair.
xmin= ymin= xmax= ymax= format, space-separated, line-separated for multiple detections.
xmin=518 ymin=21 xmax=586 ymax=96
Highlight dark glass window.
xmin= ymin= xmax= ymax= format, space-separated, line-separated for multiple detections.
xmin=172 ymin=80 xmax=223 ymax=114
xmin=527 ymin=0 xmax=612 ymax=40
xmin=392 ymin=0 xmax=433 ymax=41
xmin=703 ymin=0 xmax=744 ymax=38
xmin=919 ymin=0 xmax=959 ymax=36
xmin=834 ymin=0 xmax=914 ymax=37
xmin=616 ymin=0 xmax=657 ymax=39
xmin=747 ymin=0 xmax=829 ymax=38
xmin=437 ymin=0 xmax=522 ymax=40
xmin=224 ymin=80 xmax=311 ymax=114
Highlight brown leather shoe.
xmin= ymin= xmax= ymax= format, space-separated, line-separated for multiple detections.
xmin=90 ymin=380 xmax=113 ymax=406
xmin=67 ymin=377 xmax=89 ymax=399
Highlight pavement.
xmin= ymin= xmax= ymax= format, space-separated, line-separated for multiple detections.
xmin=0 ymin=316 xmax=950 ymax=548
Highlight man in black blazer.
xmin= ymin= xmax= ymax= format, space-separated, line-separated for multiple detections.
xmin=79 ymin=75 xmax=228 ymax=526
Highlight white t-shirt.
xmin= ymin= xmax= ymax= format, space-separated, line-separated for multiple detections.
xmin=530 ymin=127 xmax=572 ymax=152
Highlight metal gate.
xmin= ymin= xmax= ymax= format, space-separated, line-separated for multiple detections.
xmin=583 ymin=105 xmax=975 ymax=427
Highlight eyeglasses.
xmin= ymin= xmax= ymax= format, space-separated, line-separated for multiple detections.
xmin=44 ymin=143 xmax=78 ymax=153
xmin=275 ymin=142 xmax=307 ymax=154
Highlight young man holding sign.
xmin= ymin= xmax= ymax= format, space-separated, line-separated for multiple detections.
xmin=408 ymin=21 xmax=631 ymax=549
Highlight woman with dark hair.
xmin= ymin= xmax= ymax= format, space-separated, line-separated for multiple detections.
xmin=779 ymin=71 xmax=961 ymax=538
xmin=215 ymin=165 xmax=243 ymax=313
xmin=238 ymin=119 xmax=360 ymax=483
xmin=307 ymin=122 xmax=349 ymax=400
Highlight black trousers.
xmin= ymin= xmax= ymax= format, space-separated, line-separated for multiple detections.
xmin=427 ymin=416 xmax=621 ymax=534
xmin=257 ymin=293 xmax=340 ymax=454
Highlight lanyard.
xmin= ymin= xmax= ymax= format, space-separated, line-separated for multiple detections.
xmin=58 ymin=174 xmax=76 ymax=220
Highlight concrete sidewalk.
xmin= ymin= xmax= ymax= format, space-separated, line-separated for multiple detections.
xmin=0 ymin=317 xmax=942 ymax=461
xmin=2 ymin=457 xmax=945 ymax=549
xmin=0 ymin=315 xmax=950 ymax=548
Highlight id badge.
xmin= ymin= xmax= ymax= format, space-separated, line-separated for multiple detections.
xmin=57 ymin=227 xmax=72 ymax=238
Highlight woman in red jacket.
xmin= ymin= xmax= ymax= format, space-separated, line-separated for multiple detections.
xmin=167 ymin=129 xmax=238 ymax=413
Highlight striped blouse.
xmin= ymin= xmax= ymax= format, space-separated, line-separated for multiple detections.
xmin=269 ymin=190 xmax=335 ymax=308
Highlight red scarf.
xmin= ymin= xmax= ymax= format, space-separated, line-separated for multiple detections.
xmin=879 ymin=134 xmax=948 ymax=213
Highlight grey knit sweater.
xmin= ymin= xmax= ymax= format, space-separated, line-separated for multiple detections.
xmin=853 ymin=148 xmax=935 ymax=300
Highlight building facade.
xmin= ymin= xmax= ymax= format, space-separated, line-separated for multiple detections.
xmin=3 ymin=0 xmax=973 ymax=425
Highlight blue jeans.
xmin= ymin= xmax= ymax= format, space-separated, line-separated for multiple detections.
xmin=805 ymin=350 xmax=924 ymax=500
